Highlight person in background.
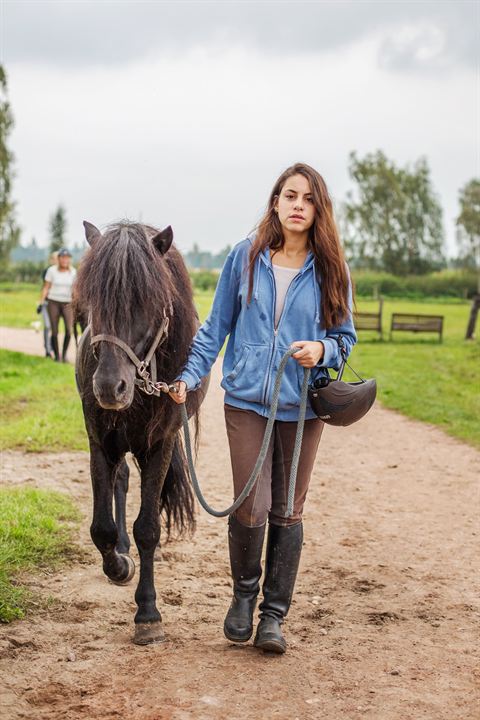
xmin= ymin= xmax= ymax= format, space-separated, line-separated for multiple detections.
xmin=38 ymin=248 xmax=77 ymax=362
xmin=37 ymin=251 xmax=58 ymax=358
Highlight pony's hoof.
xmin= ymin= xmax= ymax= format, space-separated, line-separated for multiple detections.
xmin=133 ymin=622 xmax=165 ymax=645
xmin=109 ymin=554 xmax=136 ymax=585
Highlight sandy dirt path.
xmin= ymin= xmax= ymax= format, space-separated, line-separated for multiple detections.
xmin=0 ymin=326 xmax=75 ymax=362
xmin=0 ymin=329 xmax=479 ymax=719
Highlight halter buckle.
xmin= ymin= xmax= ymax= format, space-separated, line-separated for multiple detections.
xmin=137 ymin=362 xmax=148 ymax=378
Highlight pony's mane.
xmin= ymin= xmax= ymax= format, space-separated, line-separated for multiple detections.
xmin=74 ymin=221 xmax=178 ymax=334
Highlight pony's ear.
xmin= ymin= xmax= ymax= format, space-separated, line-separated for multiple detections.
xmin=151 ymin=226 xmax=173 ymax=255
xmin=83 ymin=221 xmax=102 ymax=246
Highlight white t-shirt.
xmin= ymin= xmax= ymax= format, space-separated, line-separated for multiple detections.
xmin=272 ymin=264 xmax=300 ymax=329
xmin=45 ymin=265 xmax=77 ymax=303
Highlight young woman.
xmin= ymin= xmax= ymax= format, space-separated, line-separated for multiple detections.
xmin=36 ymin=251 xmax=58 ymax=358
xmin=39 ymin=248 xmax=76 ymax=362
xmin=169 ymin=163 xmax=357 ymax=654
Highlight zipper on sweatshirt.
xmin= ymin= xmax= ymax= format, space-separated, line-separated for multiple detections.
xmin=262 ymin=268 xmax=300 ymax=407
xmin=261 ymin=269 xmax=277 ymax=406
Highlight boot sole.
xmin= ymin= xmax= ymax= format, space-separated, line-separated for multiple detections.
xmin=254 ymin=637 xmax=286 ymax=654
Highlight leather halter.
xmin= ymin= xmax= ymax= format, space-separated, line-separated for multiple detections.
xmin=90 ymin=311 xmax=172 ymax=396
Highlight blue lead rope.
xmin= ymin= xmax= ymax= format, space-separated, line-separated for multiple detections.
xmin=179 ymin=347 xmax=311 ymax=518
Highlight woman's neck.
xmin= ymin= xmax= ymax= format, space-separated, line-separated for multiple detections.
xmin=283 ymin=230 xmax=309 ymax=254
xmin=271 ymin=234 xmax=309 ymax=268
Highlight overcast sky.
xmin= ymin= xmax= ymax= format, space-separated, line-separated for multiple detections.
xmin=2 ymin=0 xmax=478 ymax=256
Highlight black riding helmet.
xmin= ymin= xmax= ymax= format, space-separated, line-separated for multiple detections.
xmin=308 ymin=335 xmax=377 ymax=426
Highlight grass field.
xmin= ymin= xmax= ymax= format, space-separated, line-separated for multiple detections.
xmin=0 ymin=487 xmax=80 ymax=622
xmin=0 ymin=350 xmax=86 ymax=452
xmin=345 ymin=299 xmax=479 ymax=447
xmin=0 ymin=286 xmax=478 ymax=449
xmin=0 ymin=283 xmax=41 ymax=329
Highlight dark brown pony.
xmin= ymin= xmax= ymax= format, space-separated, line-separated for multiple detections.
xmin=74 ymin=221 xmax=208 ymax=645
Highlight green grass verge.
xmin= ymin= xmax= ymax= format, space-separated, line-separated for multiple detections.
xmin=0 ymin=283 xmax=41 ymax=329
xmin=194 ymin=290 xmax=215 ymax=323
xmin=0 ymin=350 xmax=87 ymax=452
xmin=0 ymin=487 xmax=81 ymax=622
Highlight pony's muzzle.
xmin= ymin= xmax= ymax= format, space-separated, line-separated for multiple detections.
xmin=92 ymin=374 xmax=134 ymax=411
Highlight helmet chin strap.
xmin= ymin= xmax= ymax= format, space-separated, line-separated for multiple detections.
xmin=333 ymin=334 xmax=365 ymax=383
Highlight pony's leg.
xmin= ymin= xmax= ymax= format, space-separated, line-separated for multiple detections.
xmin=114 ymin=459 xmax=130 ymax=555
xmin=89 ymin=444 xmax=135 ymax=585
xmin=132 ymin=435 xmax=175 ymax=645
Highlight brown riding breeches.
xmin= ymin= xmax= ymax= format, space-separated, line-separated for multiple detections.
xmin=224 ymin=404 xmax=324 ymax=528
xmin=47 ymin=300 xmax=74 ymax=337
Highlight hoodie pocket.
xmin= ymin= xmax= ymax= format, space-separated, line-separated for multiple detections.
xmin=222 ymin=344 xmax=270 ymax=403
xmin=225 ymin=344 xmax=250 ymax=382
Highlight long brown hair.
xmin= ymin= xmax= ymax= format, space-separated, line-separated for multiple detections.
xmin=247 ymin=162 xmax=351 ymax=328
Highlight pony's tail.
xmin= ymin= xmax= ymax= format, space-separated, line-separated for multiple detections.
xmin=160 ymin=432 xmax=196 ymax=539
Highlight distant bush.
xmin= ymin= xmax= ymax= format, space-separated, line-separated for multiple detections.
xmin=0 ymin=261 xmax=45 ymax=283
xmin=189 ymin=270 xmax=219 ymax=291
xmin=352 ymin=270 xmax=477 ymax=299
xmin=189 ymin=268 xmax=477 ymax=298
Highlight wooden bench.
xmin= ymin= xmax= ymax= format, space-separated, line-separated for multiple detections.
xmin=354 ymin=298 xmax=383 ymax=339
xmin=390 ymin=313 xmax=444 ymax=342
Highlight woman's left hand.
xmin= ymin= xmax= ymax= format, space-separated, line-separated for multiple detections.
xmin=290 ymin=341 xmax=324 ymax=368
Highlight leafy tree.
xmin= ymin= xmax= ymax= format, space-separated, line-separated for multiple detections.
xmin=456 ymin=178 xmax=480 ymax=338
xmin=48 ymin=205 xmax=67 ymax=253
xmin=456 ymin=179 xmax=480 ymax=276
xmin=344 ymin=150 xmax=445 ymax=275
xmin=0 ymin=65 xmax=20 ymax=267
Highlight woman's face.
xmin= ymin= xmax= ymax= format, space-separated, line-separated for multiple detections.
xmin=274 ymin=174 xmax=316 ymax=237
xmin=58 ymin=255 xmax=71 ymax=270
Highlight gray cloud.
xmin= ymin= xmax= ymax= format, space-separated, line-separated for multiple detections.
xmin=2 ymin=0 xmax=477 ymax=71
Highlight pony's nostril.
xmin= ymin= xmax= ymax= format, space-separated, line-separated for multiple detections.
xmin=116 ymin=380 xmax=127 ymax=397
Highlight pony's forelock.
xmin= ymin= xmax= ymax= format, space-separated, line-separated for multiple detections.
xmin=75 ymin=222 xmax=177 ymax=334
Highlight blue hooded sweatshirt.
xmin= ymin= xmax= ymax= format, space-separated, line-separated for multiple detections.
xmin=179 ymin=235 xmax=357 ymax=421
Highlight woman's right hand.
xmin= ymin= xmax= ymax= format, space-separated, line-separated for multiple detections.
xmin=168 ymin=381 xmax=187 ymax=404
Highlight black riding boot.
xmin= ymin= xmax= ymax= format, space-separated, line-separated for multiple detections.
xmin=223 ymin=515 xmax=266 ymax=643
xmin=61 ymin=333 xmax=71 ymax=363
xmin=254 ymin=522 xmax=303 ymax=654
xmin=51 ymin=335 xmax=60 ymax=362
